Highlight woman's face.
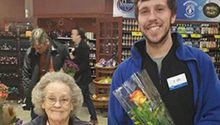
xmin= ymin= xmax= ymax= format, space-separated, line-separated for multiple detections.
xmin=42 ymin=81 xmax=73 ymax=123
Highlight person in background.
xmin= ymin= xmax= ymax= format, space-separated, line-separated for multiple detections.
xmin=22 ymin=28 xmax=69 ymax=119
xmin=70 ymin=27 xmax=98 ymax=124
xmin=108 ymin=0 xmax=220 ymax=125
xmin=24 ymin=72 xmax=92 ymax=125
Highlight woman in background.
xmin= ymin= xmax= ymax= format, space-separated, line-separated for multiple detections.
xmin=70 ymin=27 xmax=97 ymax=124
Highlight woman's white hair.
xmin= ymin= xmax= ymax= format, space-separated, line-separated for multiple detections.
xmin=31 ymin=71 xmax=83 ymax=116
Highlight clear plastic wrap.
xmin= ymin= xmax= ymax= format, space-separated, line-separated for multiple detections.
xmin=113 ymin=70 xmax=174 ymax=125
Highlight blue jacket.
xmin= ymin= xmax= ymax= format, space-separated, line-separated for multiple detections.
xmin=108 ymin=33 xmax=220 ymax=125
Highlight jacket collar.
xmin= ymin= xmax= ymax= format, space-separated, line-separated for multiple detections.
xmin=131 ymin=32 xmax=197 ymax=64
xmin=131 ymin=32 xmax=201 ymax=106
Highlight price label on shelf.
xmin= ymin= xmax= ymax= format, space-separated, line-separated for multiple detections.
xmin=180 ymin=34 xmax=188 ymax=38
xmin=214 ymin=35 xmax=220 ymax=39
xmin=201 ymin=48 xmax=209 ymax=52
xmin=132 ymin=32 xmax=142 ymax=36
xmin=191 ymin=34 xmax=202 ymax=38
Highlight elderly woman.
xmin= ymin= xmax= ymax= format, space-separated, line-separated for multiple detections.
xmin=25 ymin=72 xmax=92 ymax=125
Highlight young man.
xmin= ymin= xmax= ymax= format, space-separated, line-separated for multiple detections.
xmin=70 ymin=27 xmax=98 ymax=124
xmin=108 ymin=0 xmax=220 ymax=125
xmin=22 ymin=28 xmax=69 ymax=119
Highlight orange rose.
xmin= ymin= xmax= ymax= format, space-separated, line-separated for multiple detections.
xmin=129 ymin=89 xmax=147 ymax=106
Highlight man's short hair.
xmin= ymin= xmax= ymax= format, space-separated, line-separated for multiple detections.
xmin=73 ymin=27 xmax=87 ymax=40
xmin=134 ymin=0 xmax=177 ymax=19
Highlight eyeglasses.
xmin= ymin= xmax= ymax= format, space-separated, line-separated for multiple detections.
xmin=44 ymin=96 xmax=72 ymax=106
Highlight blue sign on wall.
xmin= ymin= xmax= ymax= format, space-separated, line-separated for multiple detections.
xmin=113 ymin=0 xmax=220 ymax=22
xmin=113 ymin=0 xmax=135 ymax=18
xmin=176 ymin=0 xmax=220 ymax=22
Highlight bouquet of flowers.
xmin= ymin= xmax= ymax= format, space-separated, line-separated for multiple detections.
xmin=0 ymin=82 xmax=11 ymax=105
xmin=0 ymin=82 xmax=22 ymax=125
xmin=113 ymin=70 xmax=174 ymax=125
xmin=63 ymin=59 xmax=79 ymax=76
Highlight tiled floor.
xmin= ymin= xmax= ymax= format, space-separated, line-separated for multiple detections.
xmin=13 ymin=102 xmax=107 ymax=125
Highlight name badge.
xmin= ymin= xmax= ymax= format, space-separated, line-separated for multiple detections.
xmin=167 ymin=73 xmax=188 ymax=90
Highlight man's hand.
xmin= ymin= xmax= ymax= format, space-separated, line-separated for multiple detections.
xmin=69 ymin=52 xmax=75 ymax=60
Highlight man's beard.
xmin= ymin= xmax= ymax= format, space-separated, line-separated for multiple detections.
xmin=143 ymin=28 xmax=171 ymax=46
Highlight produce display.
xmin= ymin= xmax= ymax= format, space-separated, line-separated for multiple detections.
xmin=96 ymin=77 xmax=112 ymax=84
xmin=92 ymin=94 xmax=108 ymax=101
xmin=95 ymin=58 xmax=117 ymax=67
